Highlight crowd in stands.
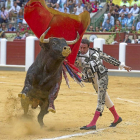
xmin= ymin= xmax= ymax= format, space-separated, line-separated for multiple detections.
xmin=87 ymin=0 xmax=140 ymax=44
xmin=0 ymin=0 xmax=140 ymax=44
xmin=0 ymin=0 xmax=103 ymax=39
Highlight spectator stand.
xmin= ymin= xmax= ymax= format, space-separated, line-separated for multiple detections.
xmin=90 ymin=2 xmax=107 ymax=29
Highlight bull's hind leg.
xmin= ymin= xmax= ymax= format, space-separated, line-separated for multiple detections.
xmin=38 ymin=101 xmax=49 ymax=127
xmin=21 ymin=98 xmax=30 ymax=115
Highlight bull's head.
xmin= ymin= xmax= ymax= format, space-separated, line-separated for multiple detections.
xmin=39 ymin=27 xmax=80 ymax=58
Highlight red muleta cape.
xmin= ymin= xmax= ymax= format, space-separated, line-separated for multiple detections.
xmin=24 ymin=0 xmax=90 ymax=65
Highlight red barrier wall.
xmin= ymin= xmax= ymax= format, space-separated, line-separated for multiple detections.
xmin=125 ymin=45 xmax=140 ymax=70
xmin=103 ymin=44 xmax=119 ymax=69
xmin=6 ymin=41 xmax=25 ymax=65
xmin=34 ymin=40 xmax=41 ymax=59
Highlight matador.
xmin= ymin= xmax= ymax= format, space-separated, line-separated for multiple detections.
xmin=75 ymin=39 xmax=131 ymax=130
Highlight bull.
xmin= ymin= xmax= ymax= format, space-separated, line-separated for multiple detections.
xmin=18 ymin=27 xmax=79 ymax=127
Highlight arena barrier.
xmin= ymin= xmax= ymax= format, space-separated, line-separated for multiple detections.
xmin=0 ymin=37 xmax=140 ymax=77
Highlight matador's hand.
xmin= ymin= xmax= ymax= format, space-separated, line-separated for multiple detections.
xmin=124 ymin=66 xmax=132 ymax=72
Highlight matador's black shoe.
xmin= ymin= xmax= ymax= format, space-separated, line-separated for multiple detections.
xmin=109 ymin=117 xmax=122 ymax=127
xmin=80 ymin=125 xmax=96 ymax=130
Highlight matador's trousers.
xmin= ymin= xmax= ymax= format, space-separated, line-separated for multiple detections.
xmin=91 ymin=72 xmax=114 ymax=114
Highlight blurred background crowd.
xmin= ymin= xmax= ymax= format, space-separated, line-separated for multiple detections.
xmin=0 ymin=0 xmax=140 ymax=42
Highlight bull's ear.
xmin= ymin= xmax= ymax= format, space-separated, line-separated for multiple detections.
xmin=39 ymin=42 xmax=50 ymax=50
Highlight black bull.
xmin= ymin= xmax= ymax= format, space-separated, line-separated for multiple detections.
xmin=18 ymin=28 xmax=79 ymax=127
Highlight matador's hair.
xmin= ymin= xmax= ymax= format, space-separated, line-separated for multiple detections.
xmin=81 ymin=39 xmax=90 ymax=47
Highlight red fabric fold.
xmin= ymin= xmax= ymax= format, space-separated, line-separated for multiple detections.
xmin=24 ymin=0 xmax=90 ymax=64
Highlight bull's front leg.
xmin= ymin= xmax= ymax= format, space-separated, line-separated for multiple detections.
xmin=38 ymin=100 xmax=49 ymax=127
xmin=48 ymin=81 xmax=61 ymax=113
xmin=18 ymin=73 xmax=34 ymax=99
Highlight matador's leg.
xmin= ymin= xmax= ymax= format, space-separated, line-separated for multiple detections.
xmin=81 ymin=73 xmax=107 ymax=130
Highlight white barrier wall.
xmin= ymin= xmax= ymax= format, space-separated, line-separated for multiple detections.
xmin=0 ymin=37 xmax=133 ymax=71
xmin=0 ymin=39 xmax=7 ymax=65
xmin=119 ymin=43 xmax=127 ymax=66
xmin=94 ymin=38 xmax=105 ymax=51
xmin=25 ymin=36 xmax=38 ymax=71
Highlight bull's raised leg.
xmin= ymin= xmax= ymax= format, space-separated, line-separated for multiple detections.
xmin=48 ymin=81 xmax=61 ymax=113
xmin=38 ymin=101 xmax=49 ymax=127
xmin=21 ymin=98 xmax=30 ymax=115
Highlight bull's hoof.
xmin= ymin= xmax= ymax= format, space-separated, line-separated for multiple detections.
xmin=18 ymin=93 xmax=26 ymax=99
xmin=48 ymin=107 xmax=56 ymax=113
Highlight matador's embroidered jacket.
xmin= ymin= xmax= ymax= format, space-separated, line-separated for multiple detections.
xmin=75 ymin=48 xmax=121 ymax=81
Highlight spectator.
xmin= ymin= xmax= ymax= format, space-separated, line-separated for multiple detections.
xmin=83 ymin=7 xmax=87 ymax=12
xmin=102 ymin=13 xmax=114 ymax=27
xmin=114 ymin=19 xmax=122 ymax=32
xmin=1 ymin=23 xmax=7 ymax=31
xmin=76 ymin=2 xmax=83 ymax=14
xmin=5 ymin=0 xmax=13 ymax=10
xmin=1 ymin=7 xmax=9 ymax=23
xmin=21 ymin=23 xmax=30 ymax=32
xmin=72 ymin=7 xmax=79 ymax=15
xmin=22 ymin=32 xmax=29 ymax=39
xmin=136 ymin=21 xmax=140 ymax=31
xmin=123 ymin=33 xmax=131 ymax=43
xmin=46 ymin=0 xmax=51 ymax=7
xmin=119 ymin=0 xmax=130 ymax=7
xmin=108 ymin=0 xmax=115 ymax=7
xmin=64 ymin=8 xmax=68 ymax=13
xmin=91 ymin=1 xmax=98 ymax=13
xmin=14 ymin=31 xmax=22 ymax=39
xmin=88 ymin=25 xmax=94 ymax=32
xmin=102 ymin=19 xmax=112 ymax=32
xmin=50 ymin=0 xmax=58 ymax=8
xmin=81 ymin=0 xmax=89 ymax=5
xmin=16 ymin=22 xmax=23 ymax=32
xmin=130 ymin=25 xmax=136 ymax=33
xmin=74 ymin=0 xmax=80 ymax=7
xmin=0 ymin=0 xmax=5 ymax=8
xmin=95 ymin=26 xmax=100 ymax=32
xmin=67 ymin=0 xmax=75 ymax=13
xmin=131 ymin=34 xmax=138 ymax=44
xmin=119 ymin=5 xmax=129 ymax=17
xmin=0 ymin=23 xmax=2 ymax=31
xmin=111 ymin=5 xmax=121 ymax=19
xmin=131 ymin=0 xmax=140 ymax=7
xmin=129 ymin=4 xmax=139 ymax=14
xmin=7 ymin=23 xmax=16 ymax=31
xmin=87 ymin=3 xmax=92 ymax=13
xmin=118 ymin=14 xmax=127 ymax=28
xmin=57 ymin=0 xmax=67 ymax=8
xmin=109 ymin=5 xmax=114 ymax=14
xmin=125 ymin=13 xmax=135 ymax=29
xmin=16 ymin=0 xmax=24 ymax=7
xmin=61 ymin=3 xmax=69 ymax=13
xmin=17 ymin=8 xmax=24 ymax=24
xmin=0 ymin=31 xmax=6 ymax=39
xmin=54 ymin=3 xmax=62 ymax=12
xmin=9 ymin=2 xmax=21 ymax=19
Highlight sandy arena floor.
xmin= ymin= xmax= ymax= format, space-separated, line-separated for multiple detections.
xmin=0 ymin=71 xmax=140 ymax=140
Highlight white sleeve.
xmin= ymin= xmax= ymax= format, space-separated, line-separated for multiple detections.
xmin=119 ymin=62 xmax=125 ymax=70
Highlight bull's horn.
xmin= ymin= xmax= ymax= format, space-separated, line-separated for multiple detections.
xmin=66 ymin=32 xmax=80 ymax=45
xmin=39 ymin=27 xmax=51 ymax=43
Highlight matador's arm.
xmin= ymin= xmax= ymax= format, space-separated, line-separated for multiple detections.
xmin=99 ymin=50 xmax=131 ymax=72
xmin=99 ymin=51 xmax=121 ymax=67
